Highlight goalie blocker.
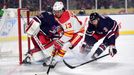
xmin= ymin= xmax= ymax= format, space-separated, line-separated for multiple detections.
xmin=25 ymin=10 xmax=63 ymax=62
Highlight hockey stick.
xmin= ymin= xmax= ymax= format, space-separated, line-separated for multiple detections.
xmin=63 ymin=53 xmax=109 ymax=69
xmin=46 ymin=56 xmax=54 ymax=75
xmin=34 ymin=57 xmax=54 ymax=75
xmin=46 ymin=47 xmax=58 ymax=75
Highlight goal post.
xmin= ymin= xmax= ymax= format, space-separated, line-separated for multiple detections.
xmin=0 ymin=8 xmax=31 ymax=65
xmin=17 ymin=8 xmax=30 ymax=64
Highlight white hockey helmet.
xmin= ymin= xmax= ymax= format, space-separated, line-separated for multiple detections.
xmin=53 ymin=1 xmax=64 ymax=11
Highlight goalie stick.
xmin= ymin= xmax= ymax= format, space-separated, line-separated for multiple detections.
xmin=63 ymin=53 xmax=109 ymax=69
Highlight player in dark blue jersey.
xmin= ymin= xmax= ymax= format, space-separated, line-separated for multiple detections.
xmin=23 ymin=6 xmax=63 ymax=64
xmin=80 ymin=12 xmax=119 ymax=59
xmin=33 ymin=6 xmax=62 ymax=39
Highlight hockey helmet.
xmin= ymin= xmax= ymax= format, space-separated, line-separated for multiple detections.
xmin=46 ymin=5 xmax=52 ymax=13
xmin=90 ymin=12 xmax=100 ymax=21
xmin=53 ymin=1 xmax=64 ymax=11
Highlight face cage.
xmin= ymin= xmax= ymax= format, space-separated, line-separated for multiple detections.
xmin=53 ymin=10 xmax=63 ymax=14
xmin=89 ymin=19 xmax=98 ymax=24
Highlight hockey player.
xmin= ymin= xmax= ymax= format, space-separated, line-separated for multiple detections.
xmin=49 ymin=1 xmax=85 ymax=67
xmin=23 ymin=6 xmax=63 ymax=64
xmin=80 ymin=12 xmax=119 ymax=59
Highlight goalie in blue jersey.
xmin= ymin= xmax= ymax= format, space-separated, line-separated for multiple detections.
xmin=23 ymin=6 xmax=63 ymax=65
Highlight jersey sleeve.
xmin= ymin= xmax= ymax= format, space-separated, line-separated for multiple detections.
xmin=103 ymin=17 xmax=118 ymax=35
xmin=86 ymin=23 xmax=95 ymax=35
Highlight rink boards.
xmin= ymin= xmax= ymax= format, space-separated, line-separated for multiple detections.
xmin=0 ymin=14 xmax=134 ymax=42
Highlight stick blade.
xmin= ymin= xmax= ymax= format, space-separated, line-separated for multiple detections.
xmin=63 ymin=53 xmax=109 ymax=69
xmin=63 ymin=59 xmax=76 ymax=69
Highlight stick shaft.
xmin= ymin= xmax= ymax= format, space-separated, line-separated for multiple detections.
xmin=63 ymin=53 xmax=109 ymax=69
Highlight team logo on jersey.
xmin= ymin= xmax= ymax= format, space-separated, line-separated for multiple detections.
xmin=103 ymin=27 xmax=108 ymax=32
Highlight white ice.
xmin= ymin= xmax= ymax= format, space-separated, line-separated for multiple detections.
xmin=0 ymin=35 xmax=134 ymax=75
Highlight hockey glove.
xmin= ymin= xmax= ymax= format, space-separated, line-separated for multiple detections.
xmin=54 ymin=40 xmax=64 ymax=50
xmin=109 ymin=45 xmax=117 ymax=57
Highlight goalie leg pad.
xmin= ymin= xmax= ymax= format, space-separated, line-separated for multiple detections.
xmin=31 ymin=43 xmax=55 ymax=62
xmin=42 ymin=41 xmax=55 ymax=57
xmin=30 ymin=48 xmax=46 ymax=62
xmin=38 ymin=31 xmax=51 ymax=45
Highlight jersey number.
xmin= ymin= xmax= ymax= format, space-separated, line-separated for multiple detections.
xmin=65 ymin=23 xmax=72 ymax=29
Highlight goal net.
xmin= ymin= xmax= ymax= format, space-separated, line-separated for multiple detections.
xmin=0 ymin=8 xmax=30 ymax=64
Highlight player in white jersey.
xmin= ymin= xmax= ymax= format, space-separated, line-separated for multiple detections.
xmin=49 ymin=1 xmax=85 ymax=67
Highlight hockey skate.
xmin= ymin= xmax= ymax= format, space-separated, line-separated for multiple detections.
xmin=91 ymin=53 xmax=99 ymax=59
xmin=91 ymin=43 xmax=108 ymax=59
xmin=42 ymin=56 xmax=51 ymax=66
xmin=91 ymin=48 xmax=102 ymax=59
xmin=80 ymin=44 xmax=93 ymax=56
xmin=49 ymin=59 xmax=58 ymax=68
xmin=43 ymin=57 xmax=57 ymax=68
xmin=22 ymin=51 xmax=32 ymax=64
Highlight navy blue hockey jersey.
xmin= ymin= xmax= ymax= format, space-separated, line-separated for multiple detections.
xmin=87 ymin=16 xmax=118 ymax=35
xmin=36 ymin=12 xmax=60 ymax=38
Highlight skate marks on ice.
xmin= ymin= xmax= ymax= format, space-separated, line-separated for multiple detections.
xmin=54 ymin=61 xmax=134 ymax=75
xmin=1 ymin=60 xmax=133 ymax=75
xmin=0 ymin=53 xmax=134 ymax=75
xmin=1 ymin=35 xmax=134 ymax=75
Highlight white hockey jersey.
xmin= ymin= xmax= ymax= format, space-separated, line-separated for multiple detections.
xmin=55 ymin=10 xmax=84 ymax=43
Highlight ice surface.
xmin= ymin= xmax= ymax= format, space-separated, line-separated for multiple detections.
xmin=0 ymin=35 xmax=134 ymax=75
